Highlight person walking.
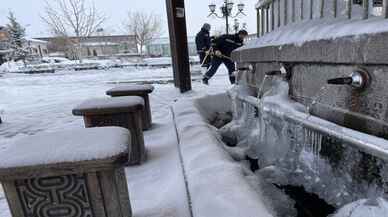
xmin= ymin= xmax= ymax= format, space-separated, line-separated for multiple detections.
xmin=202 ymin=30 xmax=248 ymax=85
xmin=195 ymin=23 xmax=212 ymax=69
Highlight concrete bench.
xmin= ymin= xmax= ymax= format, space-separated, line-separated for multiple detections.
xmin=106 ymin=85 xmax=154 ymax=130
xmin=0 ymin=127 xmax=132 ymax=217
xmin=73 ymin=96 xmax=146 ymax=165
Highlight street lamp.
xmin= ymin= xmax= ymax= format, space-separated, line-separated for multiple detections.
xmin=233 ymin=19 xmax=240 ymax=33
xmin=208 ymin=0 xmax=246 ymax=34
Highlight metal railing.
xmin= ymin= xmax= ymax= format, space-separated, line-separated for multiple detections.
xmin=256 ymin=0 xmax=388 ymax=37
xmin=235 ymin=94 xmax=388 ymax=162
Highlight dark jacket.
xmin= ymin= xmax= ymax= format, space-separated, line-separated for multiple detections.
xmin=212 ymin=34 xmax=244 ymax=57
xmin=195 ymin=28 xmax=211 ymax=53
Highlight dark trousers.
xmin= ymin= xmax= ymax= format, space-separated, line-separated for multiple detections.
xmin=199 ymin=52 xmax=210 ymax=68
xmin=204 ymin=56 xmax=236 ymax=84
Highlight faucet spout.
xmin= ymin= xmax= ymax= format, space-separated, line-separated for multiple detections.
xmin=327 ymin=77 xmax=353 ymax=85
xmin=327 ymin=70 xmax=369 ymax=90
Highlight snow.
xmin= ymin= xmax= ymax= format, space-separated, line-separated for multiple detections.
xmin=107 ymin=84 xmax=154 ymax=94
xmin=0 ymin=66 xmax=255 ymax=217
xmin=332 ymin=197 xmax=388 ymax=217
xmin=73 ymin=96 xmax=144 ymax=115
xmin=173 ymin=96 xmax=275 ymax=217
xmin=242 ymin=17 xmax=388 ymax=49
xmin=0 ymin=127 xmax=129 ymax=168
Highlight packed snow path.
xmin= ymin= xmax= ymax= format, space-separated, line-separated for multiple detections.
xmin=0 ymin=67 xmax=232 ymax=217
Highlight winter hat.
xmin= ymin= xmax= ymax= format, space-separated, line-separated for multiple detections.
xmin=238 ymin=30 xmax=248 ymax=36
xmin=202 ymin=23 xmax=211 ymax=31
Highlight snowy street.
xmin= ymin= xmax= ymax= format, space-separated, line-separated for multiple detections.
xmin=0 ymin=67 xmax=247 ymax=217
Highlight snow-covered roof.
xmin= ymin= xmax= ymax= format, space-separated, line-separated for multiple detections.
xmin=27 ymin=38 xmax=48 ymax=44
xmin=81 ymin=42 xmax=120 ymax=46
xmin=0 ymin=127 xmax=130 ymax=168
xmin=243 ymin=17 xmax=388 ymax=49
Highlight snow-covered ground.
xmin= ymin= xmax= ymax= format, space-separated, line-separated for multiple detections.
xmin=0 ymin=66 xmax=266 ymax=217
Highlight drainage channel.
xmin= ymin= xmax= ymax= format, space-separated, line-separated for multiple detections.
xmin=275 ymin=184 xmax=336 ymax=217
xmin=221 ymin=134 xmax=337 ymax=217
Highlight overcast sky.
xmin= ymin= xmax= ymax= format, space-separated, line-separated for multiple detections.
xmin=0 ymin=0 xmax=257 ymax=38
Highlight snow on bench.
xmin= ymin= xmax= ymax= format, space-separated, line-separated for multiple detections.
xmin=106 ymin=85 xmax=154 ymax=130
xmin=73 ymin=96 xmax=146 ymax=165
xmin=0 ymin=127 xmax=132 ymax=217
xmin=172 ymin=94 xmax=274 ymax=217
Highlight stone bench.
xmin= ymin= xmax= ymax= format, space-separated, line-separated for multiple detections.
xmin=0 ymin=127 xmax=132 ymax=217
xmin=73 ymin=96 xmax=146 ymax=165
xmin=106 ymin=85 xmax=154 ymax=130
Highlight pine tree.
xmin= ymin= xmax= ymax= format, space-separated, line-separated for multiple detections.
xmin=6 ymin=11 xmax=28 ymax=63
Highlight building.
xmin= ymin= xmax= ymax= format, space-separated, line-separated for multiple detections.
xmin=35 ymin=35 xmax=138 ymax=59
xmin=147 ymin=37 xmax=197 ymax=57
xmin=26 ymin=39 xmax=49 ymax=58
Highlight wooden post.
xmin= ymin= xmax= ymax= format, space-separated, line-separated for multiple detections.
xmin=301 ymin=0 xmax=304 ymax=20
xmin=384 ymin=0 xmax=388 ymax=18
xmin=257 ymin=8 xmax=261 ymax=37
xmin=277 ymin=0 xmax=281 ymax=27
xmin=363 ymin=0 xmax=369 ymax=19
xmin=166 ymin=0 xmax=192 ymax=93
xmin=347 ymin=0 xmax=352 ymax=19
xmin=320 ymin=0 xmax=324 ymax=18
xmin=310 ymin=0 xmax=314 ymax=19
xmin=266 ymin=7 xmax=270 ymax=33
xmin=284 ymin=0 xmax=288 ymax=25
xmin=292 ymin=0 xmax=296 ymax=22
xmin=271 ymin=3 xmax=275 ymax=30
xmin=261 ymin=8 xmax=265 ymax=36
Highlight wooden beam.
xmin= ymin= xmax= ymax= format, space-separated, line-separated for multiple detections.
xmin=166 ymin=0 xmax=192 ymax=93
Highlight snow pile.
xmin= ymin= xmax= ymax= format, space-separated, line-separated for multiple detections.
xmin=242 ymin=17 xmax=388 ymax=49
xmin=0 ymin=61 xmax=26 ymax=73
xmin=173 ymin=95 xmax=275 ymax=217
xmin=0 ymin=126 xmax=129 ymax=168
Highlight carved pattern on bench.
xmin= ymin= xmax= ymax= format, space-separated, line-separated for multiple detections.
xmin=15 ymin=174 xmax=94 ymax=217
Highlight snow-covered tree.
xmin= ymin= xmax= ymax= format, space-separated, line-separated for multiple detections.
xmin=6 ymin=11 xmax=28 ymax=63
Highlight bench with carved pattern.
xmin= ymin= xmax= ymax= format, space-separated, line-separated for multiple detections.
xmin=0 ymin=127 xmax=132 ymax=217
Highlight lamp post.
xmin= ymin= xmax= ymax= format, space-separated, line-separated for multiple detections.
xmin=208 ymin=0 xmax=246 ymax=34
xmin=233 ymin=19 xmax=240 ymax=33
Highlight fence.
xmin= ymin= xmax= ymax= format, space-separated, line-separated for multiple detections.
xmin=256 ymin=0 xmax=388 ymax=37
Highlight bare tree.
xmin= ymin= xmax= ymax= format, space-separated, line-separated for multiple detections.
xmin=124 ymin=11 xmax=163 ymax=56
xmin=41 ymin=0 xmax=106 ymax=60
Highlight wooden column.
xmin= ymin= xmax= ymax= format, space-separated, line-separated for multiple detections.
xmin=166 ymin=0 xmax=192 ymax=93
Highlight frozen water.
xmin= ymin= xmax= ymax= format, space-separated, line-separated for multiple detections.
xmin=227 ymin=72 xmax=388 ymax=211
xmin=332 ymin=197 xmax=388 ymax=217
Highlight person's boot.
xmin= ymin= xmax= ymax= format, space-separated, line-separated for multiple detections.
xmin=245 ymin=156 xmax=259 ymax=172
xmin=229 ymin=76 xmax=236 ymax=84
xmin=202 ymin=77 xmax=209 ymax=85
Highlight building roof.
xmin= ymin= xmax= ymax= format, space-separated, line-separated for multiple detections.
xmin=149 ymin=36 xmax=195 ymax=46
xmin=35 ymin=34 xmax=136 ymax=42
xmin=27 ymin=38 xmax=48 ymax=44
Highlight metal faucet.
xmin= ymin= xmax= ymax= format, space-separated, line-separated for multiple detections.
xmin=327 ymin=70 xmax=369 ymax=89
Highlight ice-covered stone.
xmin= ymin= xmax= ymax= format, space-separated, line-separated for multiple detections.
xmin=332 ymin=197 xmax=388 ymax=217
